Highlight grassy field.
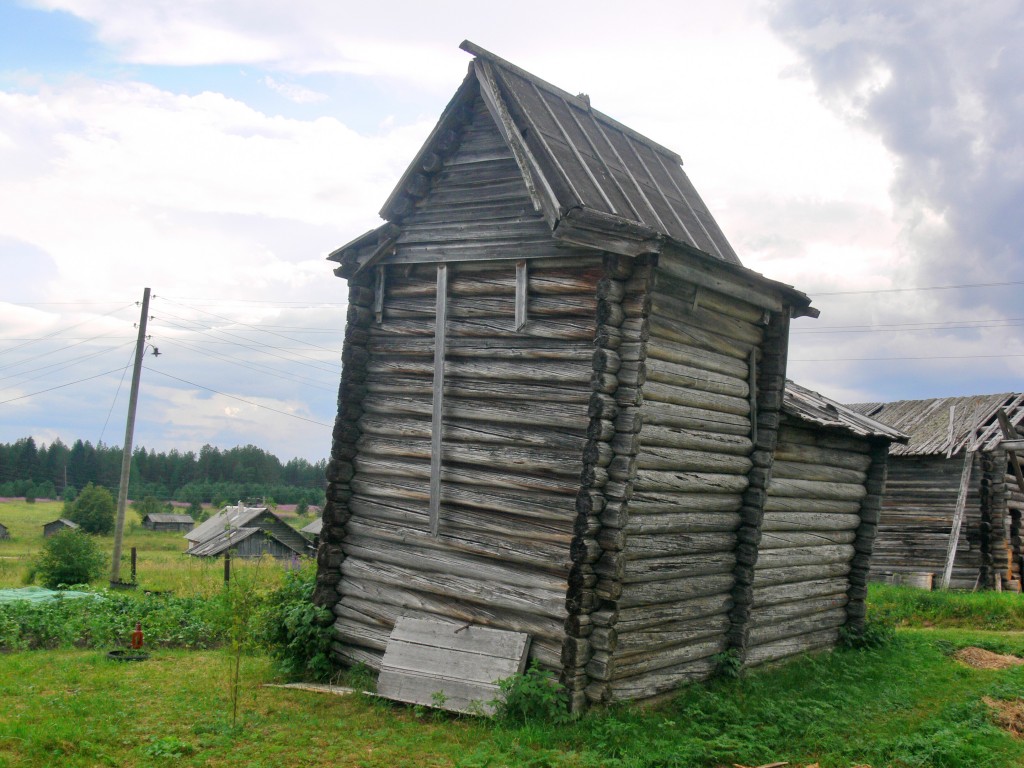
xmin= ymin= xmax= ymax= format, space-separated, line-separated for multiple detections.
xmin=1 ymin=629 xmax=1024 ymax=767
xmin=0 ymin=499 xmax=304 ymax=593
xmin=3 ymin=498 xmax=1024 ymax=767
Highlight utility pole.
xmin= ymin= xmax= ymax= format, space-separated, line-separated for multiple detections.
xmin=110 ymin=287 xmax=150 ymax=586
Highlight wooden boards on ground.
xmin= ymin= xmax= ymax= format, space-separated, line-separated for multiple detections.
xmin=376 ymin=616 xmax=530 ymax=715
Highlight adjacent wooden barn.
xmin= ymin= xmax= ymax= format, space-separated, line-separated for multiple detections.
xmin=848 ymin=393 xmax=1024 ymax=590
xmin=43 ymin=518 xmax=79 ymax=537
xmin=186 ymin=503 xmax=307 ymax=559
xmin=313 ymin=42 xmax=903 ymax=708
xmin=141 ymin=513 xmax=194 ymax=533
xmin=747 ymin=381 xmax=905 ymax=667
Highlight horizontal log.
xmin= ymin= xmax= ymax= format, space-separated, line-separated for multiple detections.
xmin=760 ymin=530 xmax=857 ymax=549
xmin=367 ymin=335 xmax=594 ymax=362
xmin=592 ymin=637 xmax=726 ymax=680
xmin=755 ymin=544 xmax=855 ymax=570
xmin=615 ymin=613 xmax=731 ymax=656
xmin=642 ymin=380 xmax=751 ymax=416
xmin=338 ymin=581 xmax=564 ymax=641
xmin=648 ymin=316 xmax=753 ymax=361
xmin=761 ymin=512 xmax=863 ymax=532
xmin=607 ymin=657 xmax=719 ymax=702
xmin=744 ymin=627 xmax=840 ymax=668
xmin=619 ymin=531 xmax=738 ymax=559
xmin=354 ymin=456 xmax=580 ymax=494
xmin=637 ymin=424 xmax=752 ymax=455
xmin=772 ymin=460 xmax=867 ymax=485
xmin=636 ymin=446 xmax=752 ymax=474
xmin=751 ymin=561 xmax=851 ymax=587
xmin=371 ymin=315 xmax=595 ymax=341
xmin=368 ymin=357 xmax=592 ymax=385
xmin=348 ymin=494 xmax=572 ymax=544
xmin=616 ymin=571 xmax=735 ymax=608
xmin=748 ymin=594 xmax=849 ymax=627
xmin=362 ymin=393 xmax=589 ymax=431
xmin=763 ymin=497 xmax=863 ymax=514
xmin=767 ymin=477 xmax=868 ymax=502
xmin=343 ymin=534 xmax=568 ymax=592
xmin=651 ymin=268 xmax=766 ymax=324
xmin=657 ymin=252 xmax=784 ymax=312
xmin=357 ymin=436 xmax=581 ymax=479
xmin=615 ymin=551 xmax=737 ymax=584
xmin=360 ymin=414 xmax=588 ymax=452
xmin=774 ymin=441 xmax=873 ymax=472
xmin=364 ymin=376 xmax=590 ymax=406
xmin=614 ymin=593 xmax=733 ymax=632
xmin=340 ymin=558 xmax=568 ymax=619
xmin=384 ymin=294 xmax=596 ymax=319
xmin=651 ymin=290 xmax=764 ymax=345
xmin=620 ymin=510 xmax=742 ymax=534
xmin=642 ymin=401 xmax=751 ymax=435
xmin=634 ymin=469 xmax=749 ymax=494
xmin=646 ymin=336 xmax=749 ymax=380
xmin=644 ymin=357 xmax=749 ymax=399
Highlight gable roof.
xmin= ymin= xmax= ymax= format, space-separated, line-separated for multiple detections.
xmin=329 ymin=42 xmax=815 ymax=321
xmin=847 ymin=392 xmax=1024 ymax=456
xmin=784 ymin=380 xmax=907 ymax=443
xmin=185 ymin=503 xmax=268 ymax=543
xmin=45 ymin=518 xmax=79 ymax=529
xmin=143 ymin=513 xmax=194 ymax=525
xmin=301 ymin=517 xmax=323 ymax=536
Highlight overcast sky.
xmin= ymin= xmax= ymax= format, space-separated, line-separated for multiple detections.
xmin=1 ymin=0 xmax=1021 ymax=462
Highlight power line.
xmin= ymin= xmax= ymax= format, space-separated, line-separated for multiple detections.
xmin=811 ymin=279 xmax=1024 ymax=296
xmin=792 ymin=318 xmax=1024 ymax=335
xmin=0 ymin=366 xmax=130 ymax=406
xmin=159 ymin=295 xmax=347 ymax=307
xmin=0 ymin=339 xmax=136 ymax=386
xmin=0 ymin=302 xmax=135 ymax=358
xmin=161 ymin=297 xmax=341 ymax=354
xmin=143 ymin=366 xmax=332 ymax=427
xmin=791 ymin=353 xmax=1024 ymax=362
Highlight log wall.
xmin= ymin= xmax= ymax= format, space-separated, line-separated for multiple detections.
xmin=869 ymin=452 xmax=1010 ymax=589
xmin=322 ymin=92 xmax=601 ymax=673
xmin=583 ymin=254 xmax=772 ymax=704
xmin=747 ymin=421 xmax=874 ymax=665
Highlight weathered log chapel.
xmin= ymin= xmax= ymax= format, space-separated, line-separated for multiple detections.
xmin=314 ymin=41 xmax=902 ymax=708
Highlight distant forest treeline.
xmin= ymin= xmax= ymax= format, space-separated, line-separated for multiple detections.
xmin=0 ymin=437 xmax=327 ymax=506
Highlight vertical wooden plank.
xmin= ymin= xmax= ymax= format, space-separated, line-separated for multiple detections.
xmin=997 ymin=408 xmax=1024 ymax=496
xmin=374 ymin=265 xmax=386 ymax=325
xmin=748 ymin=348 xmax=758 ymax=446
xmin=430 ymin=263 xmax=448 ymax=537
xmin=941 ymin=450 xmax=975 ymax=589
xmin=515 ymin=260 xmax=528 ymax=330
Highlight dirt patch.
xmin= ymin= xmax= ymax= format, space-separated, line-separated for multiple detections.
xmin=953 ymin=646 xmax=1024 ymax=670
xmin=983 ymin=696 xmax=1024 ymax=738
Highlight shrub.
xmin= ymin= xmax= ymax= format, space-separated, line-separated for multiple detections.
xmin=69 ymin=482 xmax=116 ymax=534
xmin=257 ymin=564 xmax=334 ymax=681
xmin=32 ymin=530 xmax=106 ymax=588
xmin=493 ymin=660 xmax=572 ymax=725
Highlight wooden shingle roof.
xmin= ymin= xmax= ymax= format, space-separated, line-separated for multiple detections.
xmin=847 ymin=392 xmax=1024 ymax=456
xmin=784 ymin=381 xmax=907 ymax=443
xmin=143 ymin=513 xmax=194 ymax=525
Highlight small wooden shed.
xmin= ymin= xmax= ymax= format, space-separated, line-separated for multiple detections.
xmin=311 ymin=42 xmax=910 ymax=709
xmin=186 ymin=503 xmax=306 ymax=559
xmin=848 ymin=393 xmax=1024 ymax=590
xmin=142 ymin=513 xmax=194 ymax=533
xmin=43 ymin=518 xmax=79 ymax=537
xmin=746 ymin=381 xmax=905 ymax=668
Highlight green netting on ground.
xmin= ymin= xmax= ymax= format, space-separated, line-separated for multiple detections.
xmin=0 ymin=586 xmax=100 ymax=603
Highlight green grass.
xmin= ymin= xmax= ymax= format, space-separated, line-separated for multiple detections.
xmin=868 ymin=583 xmax=1024 ymax=630
xmin=0 ymin=499 xmax=288 ymax=595
xmin=2 ymin=630 xmax=1023 ymax=767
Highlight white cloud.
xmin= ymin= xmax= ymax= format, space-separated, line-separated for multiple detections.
xmin=262 ymin=76 xmax=327 ymax=104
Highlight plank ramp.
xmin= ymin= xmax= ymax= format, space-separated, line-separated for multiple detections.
xmin=377 ymin=617 xmax=530 ymax=715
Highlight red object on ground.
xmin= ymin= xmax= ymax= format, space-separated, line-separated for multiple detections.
xmin=131 ymin=622 xmax=143 ymax=650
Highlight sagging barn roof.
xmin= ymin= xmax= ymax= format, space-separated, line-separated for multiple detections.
xmin=784 ymin=381 xmax=908 ymax=443
xmin=329 ymin=41 xmax=815 ymax=320
xmin=142 ymin=513 xmax=194 ymax=525
xmin=185 ymin=503 xmax=266 ymax=544
xmin=847 ymin=393 xmax=1024 ymax=457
